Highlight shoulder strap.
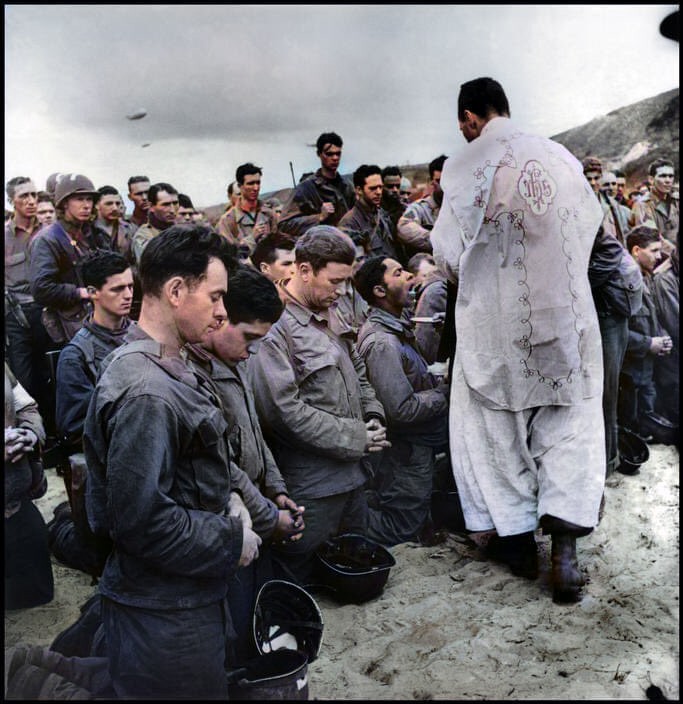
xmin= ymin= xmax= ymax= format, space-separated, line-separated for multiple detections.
xmin=50 ymin=223 xmax=87 ymax=287
xmin=75 ymin=335 xmax=98 ymax=384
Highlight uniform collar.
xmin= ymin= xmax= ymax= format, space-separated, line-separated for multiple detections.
xmin=368 ymin=305 xmax=415 ymax=338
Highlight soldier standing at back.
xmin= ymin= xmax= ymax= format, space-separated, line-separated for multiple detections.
xmin=5 ymin=177 xmax=54 ymax=426
xmin=278 ymin=132 xmax=355 ymax=237
xmin=29 ymin=174 xmax=111 ymax=350
xmin=632 ymin=157 xmax=678 ymax=257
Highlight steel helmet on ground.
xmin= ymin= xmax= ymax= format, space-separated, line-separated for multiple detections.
xmin=252 ymin=579 xmax=323 ymax=664
xmin=314 ymin=533 xmax=396 ymax=604
xmin=54 ymin=174 xmax=98 ymax=208
xmin=617 ymin=426 xmax=650 ymax=475
xmin=227 ymin=649 xmax=309 ymax=701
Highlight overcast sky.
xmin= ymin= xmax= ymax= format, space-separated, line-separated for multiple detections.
xmin=5 ymin=4 xmax=679 ymax=210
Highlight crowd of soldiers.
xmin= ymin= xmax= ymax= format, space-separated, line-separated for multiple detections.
xmin=4 ymin=76 xmax=679 ymax=699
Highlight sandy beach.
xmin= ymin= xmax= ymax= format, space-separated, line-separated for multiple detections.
xmin=5 ymin=443 xmax=679 ymax=700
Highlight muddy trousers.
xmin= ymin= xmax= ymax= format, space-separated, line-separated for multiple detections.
xmin=597 ymin=312 xmax=628 ymax=475
xmin=5 ymin=498 xmax=54 ymax=610
xmin=366 ymin=441 xmax=434 ymax=547
xmin=101 ymin=595 xmax=235 ymax=699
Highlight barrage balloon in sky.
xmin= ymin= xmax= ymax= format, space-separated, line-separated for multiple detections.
xmin=126 ymin=109 xmax=147 ymax=120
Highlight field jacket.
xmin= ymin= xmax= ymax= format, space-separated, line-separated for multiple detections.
xmin=83 ymin=324 xmax=245 ymax=610
xmin=92 ymin=217 xmax=136 ymax=264
xmin=5 ymin=216 xmax=41 ymax=303
xmin=216 ymin=201 xmax=278 ymax=254
xmin=413 ymin=274 xmax=448 ymax=365
xmin=397 ymin=195 xmax=440 ymax=253
xmin=55 ymin=317 xmax=130 ymax=447
xmin=188 ymin=346 xmax=289 ymax=502
xmin=632 ymin=191 xmax=679 ymax=246
xmin=356 ymin=307 xmax=448 ymax=446
xmin=29 ymin=220 xmax=111 ymax=311
xmin=131 ymin=222 xmax=160 ymax=265
xmin=652 ymin=257 xmax=678 ymax=350
xmin=5 ymin=363 xmax=46 ymax=517
xmin=339 ymin=199 xmax=404 ymax=262
xmin=622 ymin=274 xmax=668 ymax=386
xmin=248 ymin=290 xmax=384 ymax=501
xmin=278 ymin=169 xmax=355 ymax=236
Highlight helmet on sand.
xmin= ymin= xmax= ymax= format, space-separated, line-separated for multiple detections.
xmin=252 ymin=580 xmax=323 ymax=663
xmin=617 ymin=426 xmax=650 ymax=474
xmin=54 ymin=174 xmax=98 ymax=208
xmin=227 ymin=649 xmax=309 ymax=701
xmin=314 ymin=533 xmax=396 ymax=604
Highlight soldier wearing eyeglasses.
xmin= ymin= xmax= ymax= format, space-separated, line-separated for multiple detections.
xmin=278 ymin=132 xmax=355 ymax=237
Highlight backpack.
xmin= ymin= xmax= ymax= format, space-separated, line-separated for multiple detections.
xmin=52 ymin=335 xmax=126 ymax=580
xmin=64 ymin=338 xmax=191 ymax=578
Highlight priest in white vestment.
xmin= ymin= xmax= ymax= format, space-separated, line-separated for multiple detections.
xmin=431 ymin=77 xmax=605 ymax=603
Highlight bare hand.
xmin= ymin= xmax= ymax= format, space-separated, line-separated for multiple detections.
xmin=319 ymin=202 xmax=335 ymax=221
xmin=229 ymin=491 xmax=252 ymax=530
xmin=365 ymin=419 xmax=392 ymax=453
xmin=253 ymin=222 xmax=267 ymax=241
xmin=274 ymin=494 xmax=301 ymax=512
xmin=433 ymin=311 xmax=446 ymax=327
xmin=239 ymin=525 xmax=262 ymax=567
xmin=273 ymin=508 xmax=305 ymax=543
xmin=4 ymin=427 xmax=38 ymax=463
xmin=651 ymin=335 xmax=673 ymax=356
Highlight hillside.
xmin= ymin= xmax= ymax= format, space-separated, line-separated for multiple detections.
xmin=203 ymin=88 xmax=679 ymax=222
xmin=551 ymin=87 xmax=679 ymax=188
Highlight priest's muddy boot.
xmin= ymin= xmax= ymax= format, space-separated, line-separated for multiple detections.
xmin=550 ymin=533 xmax=584 ymax=604
xmin=486 ymin=531 xmax=538 ymax=580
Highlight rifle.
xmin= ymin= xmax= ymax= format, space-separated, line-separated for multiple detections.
xmin=5 ymin=288 xmax=30 ymax=329
xmin=599 ymin=190 xmax=626 ymax=246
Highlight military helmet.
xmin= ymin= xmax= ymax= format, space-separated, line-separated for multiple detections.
xmin=54 ymin=174 xmax=98 ymax=208
xmin=252 ymin=580 xmax=324 ymax=663
xmin=45 ymin=172 xmax=66 ymax=199
xmin=314 ymin=533 xmax=396 ymax=604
